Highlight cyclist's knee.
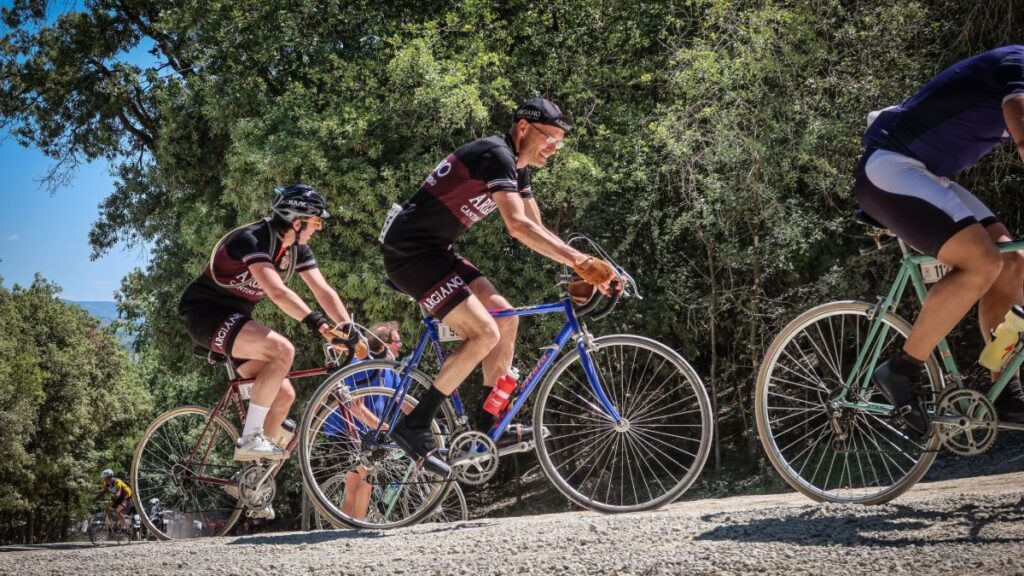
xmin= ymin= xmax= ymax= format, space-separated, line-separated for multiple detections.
xmin=974 ymin=248 xmax=1004 ymax=286
xmin=999 ymin=250 xmax=1024 ymax=282
xmin=277 ymin=379 xmax=296 ymax=405
xmin=496 ymin=313 xmax=519 ymax=335
xmin=265 ymin=335 xmax=295 ymax=365
xmin=465 ymin=319 xmax=501 ymax=352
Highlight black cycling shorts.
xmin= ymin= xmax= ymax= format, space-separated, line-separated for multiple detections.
xmin=112 ymin=492 xmax=129 ymax=510
xmin=180 ymin=301 xmax=252 ymax=357
xmin=381 ymin=246 xmax=483 ymax=319
xmin=853 ymin=148 xmax=998 ymax=256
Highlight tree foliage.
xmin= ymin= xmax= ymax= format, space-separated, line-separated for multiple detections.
xmin=0 ymin=276 xmax=152 ymax=544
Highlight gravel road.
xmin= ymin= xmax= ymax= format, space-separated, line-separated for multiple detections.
xmin=3 ymin=470 xmax=1023 ymax=576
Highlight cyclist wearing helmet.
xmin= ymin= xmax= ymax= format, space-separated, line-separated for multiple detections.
xmin=855 ymin=46 xmax=1024 ymax=437
xmin=179 ymin=184 xmax=353 ymax=461
xmin=378 ymin=98 xmax=619 ymax=475
xmin=96 ymin=469 xmax=132 ymax=531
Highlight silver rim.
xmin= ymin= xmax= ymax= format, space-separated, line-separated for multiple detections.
xmin=131 ymin=406 xmax=243 ymax=539
xmin=299 ymin=361 xmax=453 ymax=529
xmin=534 ymin=335 xmax=713 ymax=512
xmin=756 ymin=301 xmax=941 ymax=504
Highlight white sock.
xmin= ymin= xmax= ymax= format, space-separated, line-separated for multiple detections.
xmin=243 ymin=403 xmax=270 ymax=437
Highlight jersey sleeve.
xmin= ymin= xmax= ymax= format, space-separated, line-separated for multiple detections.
xmin=478 ymin=148 xmax=521 ymax=194
xmin=516 ymin=167 xmax=533 ymax=198
xmin=996 ymin=45 xmax=1024 ymax=102
xmin=294 ymin=245 xmax=318 ymax=272
xmin=225 ymin=228 xmax=273 ymax=267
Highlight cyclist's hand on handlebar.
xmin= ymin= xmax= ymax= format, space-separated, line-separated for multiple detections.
xmin=320 ymin=324 xmax=349 ymax=350
xmin=573 ymin=255 xmax=622 ymax=296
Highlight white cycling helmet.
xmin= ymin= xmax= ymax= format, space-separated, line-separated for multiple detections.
xmin=100 ymin=469 xmax=114 ymax=479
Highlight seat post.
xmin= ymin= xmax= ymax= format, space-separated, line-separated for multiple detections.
xmin=224 ymin=356 xmax=240 ymax=381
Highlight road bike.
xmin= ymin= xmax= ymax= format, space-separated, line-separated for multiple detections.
xmin=755 ymin=209 xmax=1024 ymax=504
xmin=130 ymin=342 xmax=358 ymax=539
xmin=299 ymin=235 xmax=714 ymax=529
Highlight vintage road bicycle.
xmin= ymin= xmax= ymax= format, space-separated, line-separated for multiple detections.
xmin=755 ymin=209 xmax=1024 ymax=504
xmin=299 ymin=235 xmax=714 ymax=529
xmin=130 ymin=334 xmax=451 ymax=539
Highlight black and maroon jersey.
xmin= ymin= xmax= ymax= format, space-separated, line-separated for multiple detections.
xmin=178 ymin=220 xmax=317 ymax=313
xmin=380 ymin=133 xmax=532 ymax=254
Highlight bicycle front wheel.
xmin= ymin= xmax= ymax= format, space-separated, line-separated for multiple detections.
xmin=131 ymin=406 xmax=243 ymax=539
xmin=299 ymin=361 xmax=454 ymax=530
xmin=534 ymin=334 xmax=713 ymax=512
xmin=755 ymin=301 xmax=942 ymax=504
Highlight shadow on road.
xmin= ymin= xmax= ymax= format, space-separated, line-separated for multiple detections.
xmin=0 ymin=541 xmax=97 ymax=553
xmin=695 ymin=497 xmax=1024 ymax=547
xmin=228 ymin=529 xmax=388 ymax=546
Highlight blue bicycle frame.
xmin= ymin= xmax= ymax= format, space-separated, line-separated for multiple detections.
xmin=371 ymin=297 xmax=623 ymax=445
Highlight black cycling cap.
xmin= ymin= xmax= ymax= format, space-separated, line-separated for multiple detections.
xmin=513 ymin=98 xmax=574 ymax=132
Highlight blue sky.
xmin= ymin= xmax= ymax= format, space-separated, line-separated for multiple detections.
xmin=0 ymin=2 xmax=154 ymax=301
xmin=0 ymin=140 xmax=150 ymax=301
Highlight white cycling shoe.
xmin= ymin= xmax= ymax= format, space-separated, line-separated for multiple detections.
xmin=234 ymin=429 xmax=288 ymax=461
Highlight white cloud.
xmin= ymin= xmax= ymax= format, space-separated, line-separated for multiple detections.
xmin=5 ymin=235 xmax=17 ymax=241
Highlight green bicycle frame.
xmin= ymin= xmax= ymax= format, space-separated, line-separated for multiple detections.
xmin=836 ymin=238 xmax=1024 ymax=417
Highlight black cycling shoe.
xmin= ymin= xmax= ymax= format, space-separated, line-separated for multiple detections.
xmin=872 ymin=360 xmax=932 ymax=440
xmin=389 ymin=416 xmax=451 ymax=478
xmin=992 ymin=379 xmax=1024 ymax=424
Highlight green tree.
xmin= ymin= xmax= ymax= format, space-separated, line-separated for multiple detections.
xmin=0 ymin=276 xmax=151 ymax=544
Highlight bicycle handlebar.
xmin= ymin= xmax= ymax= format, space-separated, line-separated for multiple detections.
xmin=560 ymin=234 xmax=639 ymax=320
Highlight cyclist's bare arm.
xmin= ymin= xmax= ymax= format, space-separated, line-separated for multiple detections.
xmin=249 ymin=263 xmax=319 ymax=322
xmin=299 ymin=267 xmax=352 ymax=326
xmin=494 ymin=192 xmax=584 ymax=266
xmin=1004 ymin=94 xmax=1024 ymax=164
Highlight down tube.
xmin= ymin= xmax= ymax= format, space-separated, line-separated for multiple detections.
xmin=490 ymin=322 xmax=575 ymax=442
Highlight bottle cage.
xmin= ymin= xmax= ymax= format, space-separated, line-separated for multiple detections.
xmin=207 ymin=218 xmax=297 ymax=289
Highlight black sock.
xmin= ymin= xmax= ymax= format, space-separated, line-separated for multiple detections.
xmin=476 ymin=408 xmax=495 ymax=433
xmin=890 ymin=350 xmax=924 ymax=379
xmin=405 ymin=386 xmax=449 ymax=429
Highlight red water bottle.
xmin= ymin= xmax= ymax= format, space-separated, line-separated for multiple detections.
xmin=482 ymin=370 xmax=519 ymax=416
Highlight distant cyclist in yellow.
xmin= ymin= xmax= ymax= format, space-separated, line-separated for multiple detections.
xmin=96 ymin=469 xmax=132 ymax=531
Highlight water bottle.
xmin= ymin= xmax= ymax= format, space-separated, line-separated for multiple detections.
xmin=979 ymin=305 xmax=1024 ymax=370
xmin=482 ymin=368 xmax=520 ymax=416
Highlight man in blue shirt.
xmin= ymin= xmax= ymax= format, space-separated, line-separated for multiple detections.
xmin=854 ymin=46 xmax=1024 ymax=437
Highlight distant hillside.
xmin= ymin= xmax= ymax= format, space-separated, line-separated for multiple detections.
xmin=65 ymin=300 xmax=136 ymax=351
xmin=66 ymin=300 xmax=120 ymax=326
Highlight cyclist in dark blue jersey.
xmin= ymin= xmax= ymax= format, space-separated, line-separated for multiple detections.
xmin=179 ymin=184 xmax=353 ymax=461
xmin=379 ymin=98 xmax=619 ymax=474
xmin=854 ymin=45 xmax=1024 ymax=436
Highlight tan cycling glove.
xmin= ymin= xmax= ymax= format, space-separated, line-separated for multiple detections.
xmin=573 ymin=256 xmax=616 ymax=285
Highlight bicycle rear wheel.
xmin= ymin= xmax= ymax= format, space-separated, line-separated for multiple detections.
xmin=755 ymin=301 xmax=942 ymax=504
xmin=299 ymin=361 xmax=454 ymax=529
xmin=534 ymin=334 xmax=713 ymax=512
xmin=87 ymin=515 xmax=110 ymax=546
xmin=131 ymin=406 xmax=243 ymax=539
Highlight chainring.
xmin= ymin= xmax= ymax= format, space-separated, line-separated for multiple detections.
xmin=238 ymin=464 xmax=276 ymax=508
xmin=936 ymin=387 xmax=998 ymax=456
xmin=448 ymin=431 xmax=498 ymax=486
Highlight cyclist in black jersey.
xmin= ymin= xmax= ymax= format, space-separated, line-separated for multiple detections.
xmin=179 ymin=184 xmax=353 ymax=461
xmin=379 ymin=98 xmax=619 ymax=475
